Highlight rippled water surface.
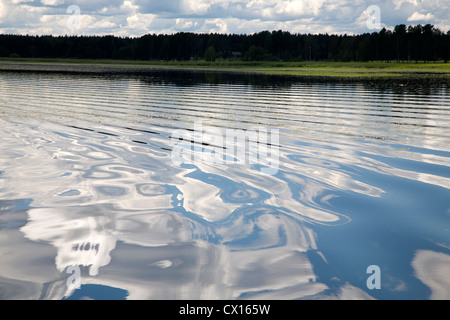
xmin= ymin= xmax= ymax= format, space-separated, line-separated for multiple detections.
xmin=0 ymin=70 xmax=449 ymax=300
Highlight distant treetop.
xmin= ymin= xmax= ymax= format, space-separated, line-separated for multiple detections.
xmin=0 ymin=24 xmax=448 ymax=63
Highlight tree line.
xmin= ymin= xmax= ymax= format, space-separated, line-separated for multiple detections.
xmin=0 ymin=24 xmax=449 ymax=63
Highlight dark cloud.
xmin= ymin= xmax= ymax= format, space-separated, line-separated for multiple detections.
xmin=134 ymin=0 xmax=184 ymax=15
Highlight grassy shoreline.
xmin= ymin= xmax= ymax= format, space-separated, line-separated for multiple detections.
xmin=0 ymin=57 xmax=449 ymax=79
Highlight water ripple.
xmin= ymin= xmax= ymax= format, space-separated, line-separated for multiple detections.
xmin=0 ymin=71 xmax=449 ymax=299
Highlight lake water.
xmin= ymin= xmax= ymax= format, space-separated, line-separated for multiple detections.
xmin=0 ymin=70 xmax=449 ymax=300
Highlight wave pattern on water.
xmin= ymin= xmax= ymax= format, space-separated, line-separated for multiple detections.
xmin=0 ymin=71 xmax=449 ymax=300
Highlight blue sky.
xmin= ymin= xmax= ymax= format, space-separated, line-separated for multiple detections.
xmin=0 ymin=0 xmax=448 ymax=36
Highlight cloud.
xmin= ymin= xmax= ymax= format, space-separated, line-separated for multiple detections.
xmin=182 ymin=0 xmax=211 ymax=15
xmin=41 ymin=0 xmax=64 ymax=5
xmin=0 ymin=0 xmax=448 ymax=36
xmin=11 ymin=0 xmax=34 ymax=3
xmin=392 ymin=0 xmax=420 ymax=10
xmin=407 ymin=12 xmax=435 ymax=22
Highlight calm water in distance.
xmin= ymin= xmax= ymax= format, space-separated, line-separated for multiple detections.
xmin=0 ymin=70 xmax=449 ymax=300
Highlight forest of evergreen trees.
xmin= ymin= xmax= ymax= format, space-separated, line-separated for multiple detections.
xmin=0 ymin=24 xmax=449 ymax=63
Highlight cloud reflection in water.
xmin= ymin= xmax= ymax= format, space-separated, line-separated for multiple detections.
xmin=0 ymin=72 xmax=449 ymax=300
xmin=0 ymin=118 xmax=375 ymax=299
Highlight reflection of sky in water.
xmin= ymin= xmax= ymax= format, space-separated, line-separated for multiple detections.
xmin=0 ymin=72 xmax=449 ymax=299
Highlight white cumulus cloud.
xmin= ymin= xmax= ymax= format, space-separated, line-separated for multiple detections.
xmin=0 ymin=0 xmax=448 ymax=36
xmin=407 ymin=12 xmax=434 ymax=21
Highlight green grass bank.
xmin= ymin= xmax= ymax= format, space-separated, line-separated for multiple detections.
xmin=0 ymin=57 xmax=449 ymax=79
